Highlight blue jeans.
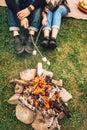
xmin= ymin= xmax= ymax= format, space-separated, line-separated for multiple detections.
xmin=8 ymin=0 xmax=42 ymax=32
xmin=43 ymin=5 xmax=68 ymax=30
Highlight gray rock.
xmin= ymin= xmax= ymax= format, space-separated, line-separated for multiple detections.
xmin=16 ymin=103 xmax=36 ymax=124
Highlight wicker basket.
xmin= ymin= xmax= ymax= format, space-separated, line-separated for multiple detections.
xmin=78 ymin=2 xmax=87 ymax=13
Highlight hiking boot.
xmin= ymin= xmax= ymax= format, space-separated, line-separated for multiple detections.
xmin=24 ymin=35 xmax=34 ymax=53
xmin=14 ymin=35 xmax=24 ymax=54
xmin=41 ymin=37 xmax=49 ymax=48
xmin=48 ymin=38 xmax=57 ymax=50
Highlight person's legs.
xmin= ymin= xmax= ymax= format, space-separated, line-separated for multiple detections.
xmin=41 ymin=10 xmax=52 ymax=48
xmin=29 ymin=8 xmax=42 ymax=35
xmin=8 ymin=8 xmax=19 ymax=36
xmin=43 ymin=10 xmax=52 ymax=37
xmin=8 ymin=0 xmax=20 ymax=36
xmin=52 ymin=5 xmax=68 ymax=38
xmin=49 ymin=5 xmax=68 ymax=49
xmin=7 ymin=0 xmax=24 ymax=54
xmin=41 ymin=30 xmax=50 ymax=48
xmin=21 ymin=0 xmax=42 ymax=53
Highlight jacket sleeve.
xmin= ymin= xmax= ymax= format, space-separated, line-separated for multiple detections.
xmin=31 ymin=0 xmax=46 ymax=9
xmin=5 ymin=0 xmax=20 ymax=15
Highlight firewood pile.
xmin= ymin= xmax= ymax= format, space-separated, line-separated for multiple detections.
xmin=8 ymin=63 xmax=72 ymax=130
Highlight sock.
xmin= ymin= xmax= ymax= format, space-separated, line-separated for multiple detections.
xmin=13 ymin=30 xmax=19 ymax=37
xmin=29 ymin=30 xmax=35 ymax=36
xmin=44 ymin=36 xmax=49 ymax=39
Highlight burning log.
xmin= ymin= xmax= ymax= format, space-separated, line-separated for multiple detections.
xmin=49 ymin=100 xmax=71 ymax=118
xmin=47 ymin=116 xmax=55 ymax=128
xmin=54 ymin=117 xmax=61 ymax=130
xmin=59 ymin=112 xmax=65 ymax=119
xmin=19 ymin=95 xmax=36 ymax=112
xmin=49 ymin=88 xmax=60 ymax=99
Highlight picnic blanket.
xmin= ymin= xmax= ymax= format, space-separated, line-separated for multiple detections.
xmin=0 ymin=0 xmax=87 ymax=20
xmin=66 ymin=0 xmax=87 ymax=20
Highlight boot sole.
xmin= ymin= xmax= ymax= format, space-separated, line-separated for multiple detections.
xmin=48 ymin=43 xmax=57 ymax=50
xmin=24 ymin=46 xmax=34 ymax=54
xmin=15 ymin=47 xmax=25 ymax=54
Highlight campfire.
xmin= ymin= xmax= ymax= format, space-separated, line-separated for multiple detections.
xmin=8 ymin=63 xmax=72 ymax=130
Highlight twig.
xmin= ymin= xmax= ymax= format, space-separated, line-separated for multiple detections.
xmin=31 ymin=35 xmax=43 ymax=58
xmin=28 ymin=26 xmax=50 ymax=65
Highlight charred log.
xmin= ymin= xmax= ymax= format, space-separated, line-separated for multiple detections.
xmin=49 ymin=101 xmax=71 ymax=118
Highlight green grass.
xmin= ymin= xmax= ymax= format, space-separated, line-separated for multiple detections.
xmin=0 ymin=7 xmax=87 ymax=130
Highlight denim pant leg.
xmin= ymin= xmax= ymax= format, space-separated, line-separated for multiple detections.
xmin=20 ymin=0 xmax=42 ymax=32
xmin=43 ymin=10 xmax=53 ymax=31
xmin=29 ymin=8 xmax=42 ymax=32
xmin=52 ymin=5 xmax=68 ymax=29
xmin=8 ymin=0 xmax=20 ymax=31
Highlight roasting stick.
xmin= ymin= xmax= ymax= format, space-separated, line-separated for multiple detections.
xmin=31 ymin=35 xmax=43 ymax=57
xmin=28 ymin=26 xmax=50 ymax=65
xmin=31 ymin=35 xmax=50 ymax=65
xmin=34 ymin=25 xmax=44 ymax=46
xmin=28 ymin=25 xmax=43 ymax=58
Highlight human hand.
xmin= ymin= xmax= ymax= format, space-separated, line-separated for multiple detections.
xmin=42 ymin=17 xmax=47 ymax=26
xmin=20 ymin=18 xmax=29 ymax=29
xmin=17 ymin=8 xmax=30 ymax=20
